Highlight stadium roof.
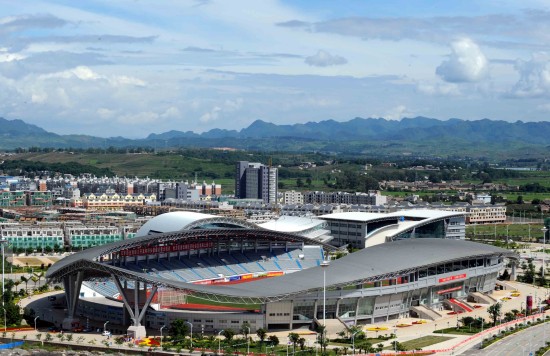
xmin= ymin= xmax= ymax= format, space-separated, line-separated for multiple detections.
xmin=258 ymin=216 xmax=326 ymax=233
xmin=136 ymin=211 xmax=245 ymax=237
xmin=319 ymin=210 xmax=464 ymax=222
xmin=47 ymin=237 xmax=515 ymax=304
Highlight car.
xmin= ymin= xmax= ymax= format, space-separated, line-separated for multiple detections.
xmin=82 ymin=327 xmax=93 ymax=333
xmin=48 ymin=326 xmax=62 ymax=333
xmin=72 ymin=326 xmax=83 ymax=333
xmin=102 ymin=330 xmax=111 ymax=337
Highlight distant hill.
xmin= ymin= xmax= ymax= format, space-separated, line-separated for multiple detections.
xmin=1 ymin=116 xmax=550 ymax=158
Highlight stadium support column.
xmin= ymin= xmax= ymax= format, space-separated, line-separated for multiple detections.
xmin=112 ymin=276 xmax=156 ymax=339
xmin=510 ymin=261 xmax=517 ymax=281
xmin=62 ymin=271 xmax=84 ymax=330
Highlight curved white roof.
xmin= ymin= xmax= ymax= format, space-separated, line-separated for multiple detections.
xmin=136 ymin=211 xmax=216 ymax=237
xmin=320 ymin=209 xmax=463 ymax=222
xmin=258 ymin=216 xmax=325 ymax=233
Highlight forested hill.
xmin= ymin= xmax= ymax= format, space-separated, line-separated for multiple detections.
xmin=2 ymin=116 xmax=550 ymax=158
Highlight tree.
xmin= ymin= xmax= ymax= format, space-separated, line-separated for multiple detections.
xmin=296 ymin=178 xmax=304 ymax=187
xmin=298 ymin=337 xmax=306 ymax=350
xmin=487 ymin=302 xmax=502 ymax=326
xmin=504 ymin=312 xmax=516 ymax=322
xmin=240 ymin=322 xmax=251 ymax=339
xmin=288 ymin=332 xmax=300 ymax=351
xmin=499 ymin=269 xmax=510 ymax=280
xmin=222 ymin=329 xmax=235 ymax=341
xmin=168 ymin=319 xmax=188 ymax=340
xmin=30 ymin=276 xmax=39 ymax=291
xmin=306 ymin=177 xmax=312 ymax=187
xmin=20 ymin=276 xmax=29 ymax=292
xmin=267 ymin=335 xmax=279 ymax=346
xmin=256 ymin=328 xmax=267 ymax=344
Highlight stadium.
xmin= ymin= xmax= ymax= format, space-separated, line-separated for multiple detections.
xmin=46 ymin=211 xmax=516 ymax=338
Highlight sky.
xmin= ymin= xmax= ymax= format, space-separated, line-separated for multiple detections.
xmin=1 ymin=0 xmax=550 ymax=138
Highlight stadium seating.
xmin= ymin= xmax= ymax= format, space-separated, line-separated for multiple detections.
xmin=86 ymin=246 xmax=323 ymax=298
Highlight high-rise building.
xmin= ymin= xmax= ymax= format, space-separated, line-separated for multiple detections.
xmin=235 ymin=161 xmax=278 ymax=203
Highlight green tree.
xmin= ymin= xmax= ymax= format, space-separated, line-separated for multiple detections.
xmin=240 ymin=321 xmax=251 ymax=339
xmin=298 ymin=337 xmax=306 ymax=350
xmin=256 ymin=328 xmax=267 ymax=344
xmin=288 ymin=332 xmax=300 ymax=351
xmin=168 ymin=319 xmax=189 ymax=340
xmin=222 ymin=329 xmax=235 ymax=341
xmin=487 ymin=302 xmax=502 ymax=326
xmin=296 ymin=178 xmax=304 ymax=187
xmin=268 ymin=335 xmax=279 ymax=346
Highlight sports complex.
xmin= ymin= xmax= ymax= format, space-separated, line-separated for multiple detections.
xmin=46 ymin=211 xmax=516 ymax=338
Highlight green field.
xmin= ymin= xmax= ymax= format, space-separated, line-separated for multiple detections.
xmin=397 ymin=335 xmax=454 ymax=350
xmin=466 ymin=223 xmax=545 ymax=240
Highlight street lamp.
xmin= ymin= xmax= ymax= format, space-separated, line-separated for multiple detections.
xmin=34 ymin=316 xmax=39 ymax=331
xmin=103 ymin=320 xmax=109 ymax=333
xmin=351 ymin=330 xmax=360 ymax=355
xmin=218 ymin=329 xmax=224 ymax=354
xmin=544 ymin=226 xmax=548 ymax=281
xmin=160 ymin=325 xmax=166 ymax=349
xmin=244 ymin=325 xmax=251 ymax=355
xmin=393 ymin=328 xmax=397 ymax=354
xmin=1 ymin=238 xmax=7 ymax=314
xmin=185 ymin=321 xmax=193 ymax=350
xmin=320 ymin=260 xmax=330 ymax=326
xmin=320 ymin=259 xmax=330 ymax=350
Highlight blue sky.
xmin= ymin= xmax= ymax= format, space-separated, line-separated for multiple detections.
xmin=1 ymin=0 xmax=549 ymax=138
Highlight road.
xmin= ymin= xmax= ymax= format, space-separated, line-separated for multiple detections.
xmin=459 ymin=322 xmax=549 ymax=355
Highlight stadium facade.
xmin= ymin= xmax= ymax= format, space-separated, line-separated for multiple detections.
xmin=46 ymin=211 xmax=513 ymax=337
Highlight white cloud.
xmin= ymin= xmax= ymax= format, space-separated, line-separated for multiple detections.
xmin=305 ymin=50 xmax=347 ymax=67
xmin=436 ymin=38 xmax=488 ymax=83
xmin=200 ymin=106 xmax=222 ymax=123
xmin=536 ymin=103 xmax=550 ymax=112
xmin=417 ymin=81 xmax=461 ymax=96
xmin=97 ymin=108 xmax=116 ymax=119
xmin=382 ymin=105 xmax=414 ymax=120
xmin=510 ymin=52 xmax=550 ymax=97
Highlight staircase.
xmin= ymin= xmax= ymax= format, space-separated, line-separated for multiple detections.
xmin=447 ymin=298 xmax=474 ymax=313
xmin=468 ymin=292 xmax=497 ymax=305
xmin=410 ymin=305 xmax=442 ymax=321
xmin=314 ymin=318 xmax=346 ymax=338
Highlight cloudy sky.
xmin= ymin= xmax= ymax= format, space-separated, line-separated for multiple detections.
xmin=1 ymin=0 xmax=550 ymax=138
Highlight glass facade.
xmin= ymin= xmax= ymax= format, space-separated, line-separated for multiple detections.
xmin=293 ymin=300 xmax=315 ymax=321
xmin=357 ymin=297 xmax=375 ymax=316
xmin=338 ymin=298 xmax=357 ymax=318
xmin=395 ymin=220 xmax=446 ymax=239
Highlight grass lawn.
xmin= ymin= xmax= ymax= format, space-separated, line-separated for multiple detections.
xmin=328 ymin=338 xmax=383 ymax=347
xmin=436 ymin=327 xmax=480 ymax=335
xmin=397 ymin=335 xmax=454 ymax=350
xmin=466 ymin=223 xmax=545 ymax=240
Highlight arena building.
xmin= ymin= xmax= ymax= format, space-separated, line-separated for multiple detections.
xmin=46 ymin=211 xmax=513 ymax=338
xmin=319 ymin=210 xmax=466 ymax=249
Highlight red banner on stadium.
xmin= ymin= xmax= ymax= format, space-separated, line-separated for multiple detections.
xmin=119 ymin=242 xmax=214 ymax=257
xmin=437 ymin=286 xmax=462 ymax=295
xmin=438 ymin=273 xmax=466 ymax=283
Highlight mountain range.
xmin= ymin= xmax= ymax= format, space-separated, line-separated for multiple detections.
xmin=1 ymin=116 xmax=549 ymax=158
